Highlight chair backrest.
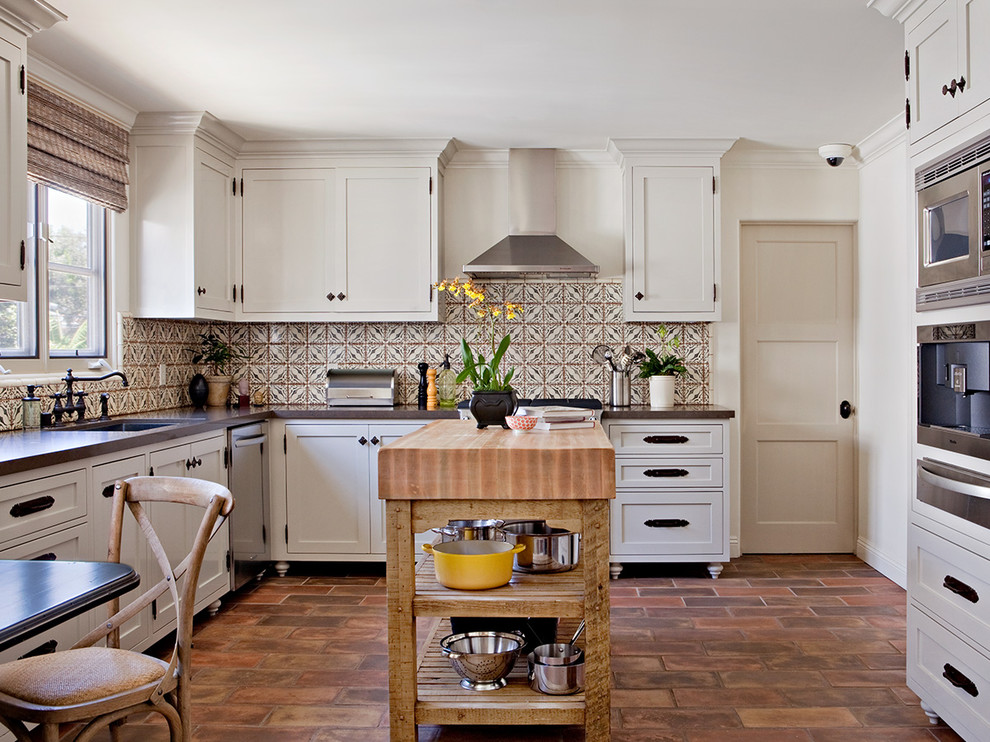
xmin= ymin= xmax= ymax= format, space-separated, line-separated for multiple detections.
xmin=73 ymin=476 xmax=234 ymax=674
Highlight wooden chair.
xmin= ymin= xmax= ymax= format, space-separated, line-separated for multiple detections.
xmin=0 ymin=476 xmax=234 ymax=742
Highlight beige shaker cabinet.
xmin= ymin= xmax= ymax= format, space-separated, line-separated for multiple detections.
xmin=610 ymin=139 xmax=733 ymax=322
xmin=905 ymin=0 xmax=990 ymax=144
xmin=271 ymin=420 xmax=426 ymax=573
xmin=129 ymin=113 xmax=242 ymax=320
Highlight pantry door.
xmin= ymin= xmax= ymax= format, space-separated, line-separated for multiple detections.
xmin=740 ymin=223 xmax=856 ymax=552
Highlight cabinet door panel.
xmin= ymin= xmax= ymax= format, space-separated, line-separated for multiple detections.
xmin=194 ymin=149 xmax=233 ymax=314
xmin=908 ymin=1 xmax=960 ymax=142
xmin=285 ymin=424 xmax=370 ymax=554
xmin=0 ymin=32 xmax=25 ymax=301
xmin=628 ymin=166 xmax=714 ymax=317
xmin=241 ymin=168 xmax=334 ymax=313
xmin=90 ymin=456 xmax=150 ymax=650
xmin=369 ymin=422 xmax=427 ymax=554
xmin=961 ymin=0 xmax=990 ymax=112
xmin=334 ymin=168 xmax=433 ymax=315
xmin=188 ymin=437 xmax=229 ymax=605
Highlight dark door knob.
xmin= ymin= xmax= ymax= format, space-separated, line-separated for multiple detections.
xmin=839 ymin=400 xmax=852 ymax=419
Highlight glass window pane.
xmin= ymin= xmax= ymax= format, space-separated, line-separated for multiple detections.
xmin=0 ymin=301 xmax=25 ymax=351
xmin=48 ymin=271 xmax=94 ymax=353
xmin=47 ymin=189 xmax=90 ymax=269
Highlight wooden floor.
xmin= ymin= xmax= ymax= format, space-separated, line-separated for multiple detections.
xmin=102 ymin=555 xmax=965 ymax=741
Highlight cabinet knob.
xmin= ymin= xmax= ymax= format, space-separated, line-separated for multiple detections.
xmin=337 ymin=292 xmax=346 ymax=301
xmin=186 ymin=459 xmax=192 ymax=470
xmin=197 ymin=286 xmax=207 ymax=295
xmin=326 ymin=293 xmax=335 ymax=301
xmin=635 ymin=291 xmax=644 ymax=301
xmin=942 ymin=78 xmax=961 ymax=97
xmin=370 ymin=436 xmax=380 ymax=446
xmin=358 ymin=436 xmax=368 ymax=445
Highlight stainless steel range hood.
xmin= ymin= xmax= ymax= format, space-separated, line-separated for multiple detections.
xmin=463 ymin=149 xmax=599 ymax=279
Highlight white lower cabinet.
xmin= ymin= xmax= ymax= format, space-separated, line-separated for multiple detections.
xmin=272 ymin=420 xmax=425 ymax=571
xmin=606 ymin=419 xmax=730 ymax=579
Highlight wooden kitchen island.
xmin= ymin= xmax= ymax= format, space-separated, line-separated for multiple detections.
xmin=378 ymin=419 xmax=616 ymax=741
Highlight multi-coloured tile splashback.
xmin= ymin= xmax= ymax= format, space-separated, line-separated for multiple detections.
xmin=0 ymin=281 xmax=711 ymax=431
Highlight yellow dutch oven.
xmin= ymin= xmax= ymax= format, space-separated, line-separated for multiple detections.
xmin=423 ymin=541 xmax=526 ymax=590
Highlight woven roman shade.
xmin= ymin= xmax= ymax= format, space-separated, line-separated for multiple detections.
xmin=26 ymin=80 xmax=129 ymax=212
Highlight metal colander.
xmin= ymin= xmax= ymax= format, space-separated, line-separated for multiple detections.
xmin=439 ymin=631 xmax=525 ymax=691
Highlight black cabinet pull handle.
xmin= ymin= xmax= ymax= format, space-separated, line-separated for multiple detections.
xmin=102 ymin=484 xmax=115 ymax=499
xmin=10 ymin=495 xmax=55 ymax=518
xmin=358 ymin=436 xmax=368 ymax=445
xmin=943 ymin=663 xmax=979 ymax=697
xmin=643 ymin=435 xmax=689 ymax=445
xmin=31 ymin=552 xmax=57 ymax=561
xmin=643 ymin=468 xmax=690 ymax=478
xmin=370 ymin=436 xmax=380 ymax=445
xmin=943 ymin=575 xmax=979 ymax=603
xmin=19 ymin=639 xmax=57 ymax=660
xmin=645 ymin=519 xmax=690 ymax=528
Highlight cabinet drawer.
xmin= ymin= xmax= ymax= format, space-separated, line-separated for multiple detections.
xmin=616 ymin=457 xmax=722 ymax=488
xmin=0 ymin=470 xmax=87 ymax=546
xmin=608 ymin=423 xmax=722 ymax=456
xmin=909 ymin=524 xmax=990 ymax=654
xmin=611 ymin=490 xmax=722 ymax=556
xmin=908 ymin=606 xmax=990 ymax=742
xmin=0 ymin=524 xmax=90 ymax=664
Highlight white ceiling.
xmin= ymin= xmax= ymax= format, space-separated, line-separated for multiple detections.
xmin=29 ymin=0 xmax=905 ymax=152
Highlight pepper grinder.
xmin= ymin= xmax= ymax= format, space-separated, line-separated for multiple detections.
xmin=426 ymin=368 xmax=437 ymax=411
xmin=417 ymin=362 xmax=429 ymax=410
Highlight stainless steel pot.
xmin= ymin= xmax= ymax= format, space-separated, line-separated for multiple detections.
xmin=501 ymin=521 xmax=580 ymax=573
xmin=528 ymin=648 xmax=585 ymax=695
xmin=431 ymin=519 xmax=505 ymax=542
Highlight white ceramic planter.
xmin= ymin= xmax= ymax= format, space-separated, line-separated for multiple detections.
xmin=648 ymin=375 xmax=675 ymax=408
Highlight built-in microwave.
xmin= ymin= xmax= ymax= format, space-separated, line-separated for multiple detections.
xmin=916 ymin=134 xmax=990 ymax=309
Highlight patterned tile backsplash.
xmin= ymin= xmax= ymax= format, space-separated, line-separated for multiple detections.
xmin=0 ymin=281 xmax=711 ymax=431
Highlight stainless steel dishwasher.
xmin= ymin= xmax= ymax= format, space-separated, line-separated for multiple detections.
xmin=228 ymin=422 xmax=270 ymax=590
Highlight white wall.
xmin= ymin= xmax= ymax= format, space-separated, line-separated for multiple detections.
xmin=855 ymin=124 xmax=911 ymax=587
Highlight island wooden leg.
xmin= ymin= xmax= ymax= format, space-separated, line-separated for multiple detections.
xmin=582 ymin=499 xmax=611 ymax=742
xmin=386 ymin=501 xmax=417 ymax=741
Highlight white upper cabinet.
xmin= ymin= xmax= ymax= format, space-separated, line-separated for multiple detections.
xmin=905 ymin=0 xmax=990 ymax=143
xmin=610 ymin=139 xmax=734 ymax=322
xmin=331 ymin=167 xmax=434 ymax=317
xmin=0 ymin=2 xmax=64 ymax=302
xmin=236 ymin=142 xmax=449 ymax=322
xmin=239 ymin=167 xmax=335 ymax=314
xmin=130 ymin=113 xmax=242 ymax=320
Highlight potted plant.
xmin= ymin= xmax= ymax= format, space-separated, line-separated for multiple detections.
xmin=188 ymin=331 xmax=245 ymax=407
xmin=434 ymin=278 xmax=522 ymax=428
xmin=637 ymin=324 xmax=686 ymax=408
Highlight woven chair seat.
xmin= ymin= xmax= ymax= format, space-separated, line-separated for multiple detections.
xmin=0 ymin=647 xmax=168 ymax=707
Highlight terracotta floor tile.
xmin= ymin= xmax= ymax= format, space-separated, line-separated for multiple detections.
xmin=736 ymin=707 xmax=861 ymax=728
xmin=685 ymin=731 xmax=814 ymax=742
xmin=673 ymin=688 xmax=788 ymax=707
xmin=821 ymin=670 xmax=911 ymax=686
xmin=265 ymin=704 xmax=384 ymax=727
xmin=620 ymin=707 xmax=743 ymax=729
xmin=720 ymin=670 xmax=828 ymax=688
xmin=610 ymin=688 xmax=677 ymax=708
xmin=613 ymin=670 xmax=721 ymax=689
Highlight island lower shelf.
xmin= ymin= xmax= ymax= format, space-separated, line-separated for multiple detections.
xmin=416 ymin=618 xmax=585 ymax=726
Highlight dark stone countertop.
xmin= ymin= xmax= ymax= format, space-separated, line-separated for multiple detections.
xmin=0 ymin=403 xmax=733 ymax=477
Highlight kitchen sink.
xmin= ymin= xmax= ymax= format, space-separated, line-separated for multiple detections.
xmin=49 ymin=419 xmax=184 ymax=432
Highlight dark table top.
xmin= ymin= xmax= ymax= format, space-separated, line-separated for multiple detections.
xmin=0 ymin=560 xmax=140 ymax=653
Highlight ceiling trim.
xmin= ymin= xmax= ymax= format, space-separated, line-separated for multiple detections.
xmin=608 ymin=138 xmax=738 ymax=168
xmin=867 ymin=0 xmax=928 ymax=22
xmin=856 ymin=114 xmax=907 ymax=165
xmin=238 ymin=137 xmax=456 ymax=160
xmin=447 ymin=148 xmax=616 ymax=169
xmin=28 ymin=52 xmax=137 ymax=128
xmin=0 ymin=0 xmax=64 ymax=35
xmin=721 ymin=146 xmax=827 ymax=169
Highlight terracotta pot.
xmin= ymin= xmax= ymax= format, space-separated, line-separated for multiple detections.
xmin=468 ymin=390 xmax=518 ymax=429
xmin=649 ymin=375 xmax=676 ymax=408
xmin=205 ymin=375 xmax=232 ymax=407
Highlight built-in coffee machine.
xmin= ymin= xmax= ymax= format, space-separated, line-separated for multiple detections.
xmin=918 ymin=321 xmax=990 ymax=460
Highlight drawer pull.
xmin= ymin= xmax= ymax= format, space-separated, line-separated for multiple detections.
xmin=942 ymin=663 xmax=980 ymax=697
xmin=643 ymin=435 xmax=690 ymax=445
xmin=19 ymin=639 xmax=57 ymax=660
xmin=644 ymin=468 xmax=690 ymax=478
xmin=31 ymin=552 xmax=57 ymax=561
xmin=645 ymin=518 xmax=690 ymax=528
xmin=10 ymin=495 xmax=56 ymax=518
xmin=943 ymin=575 xmax=980 ymax=603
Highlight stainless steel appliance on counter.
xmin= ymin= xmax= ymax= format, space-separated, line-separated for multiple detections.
xmin=326 ymin=368 xmax=396 ymax=406
xmin=228 ymin=422 xmax=270 ymax=590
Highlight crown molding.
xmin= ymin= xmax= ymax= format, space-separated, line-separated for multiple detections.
xmin=131 ymin=111 xmax=245 ymax=155
xmin=237 ymin=137 xmax=455 ymax=160
xmin=447 ymin=147 xmax=615 ymax=169
xmin=856 ymin=114 xmax=907 ymax=165
xmin=0 ymin=0 xmax=64 ymax=35
xmin=721 ymin=145 xmax=825 ymax=169
xmin=28 ymin=53 xmax=137 ymax=128
xmin=608 ymin=138 xmax=737 ymax=168
xmin=867 ymin=0 xmax=928 ymax=22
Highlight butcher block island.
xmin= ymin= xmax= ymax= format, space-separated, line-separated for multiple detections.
xmin=378 ymin=419 xmax=616 ymax=741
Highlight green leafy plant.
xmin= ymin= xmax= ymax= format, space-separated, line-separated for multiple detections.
xmin=637 ymin=324 xmax=686 ymax=378
xmin=188 ymin=331 xmax=245 ymax=377
xmin=434 ymin=278 xmax=522 ymax=392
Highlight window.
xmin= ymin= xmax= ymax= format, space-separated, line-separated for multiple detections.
xmin=0 ymin=183 xmax=107 ymax=368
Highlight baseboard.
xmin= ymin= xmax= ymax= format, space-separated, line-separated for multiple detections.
xmin=856 ymin=537 xmax=907 ymax=588
xmin=730 ymin=536 xmax=741 ymax=559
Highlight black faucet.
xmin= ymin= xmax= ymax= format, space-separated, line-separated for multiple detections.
xmin=61 ymin=368 xmax=129 ymax=422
